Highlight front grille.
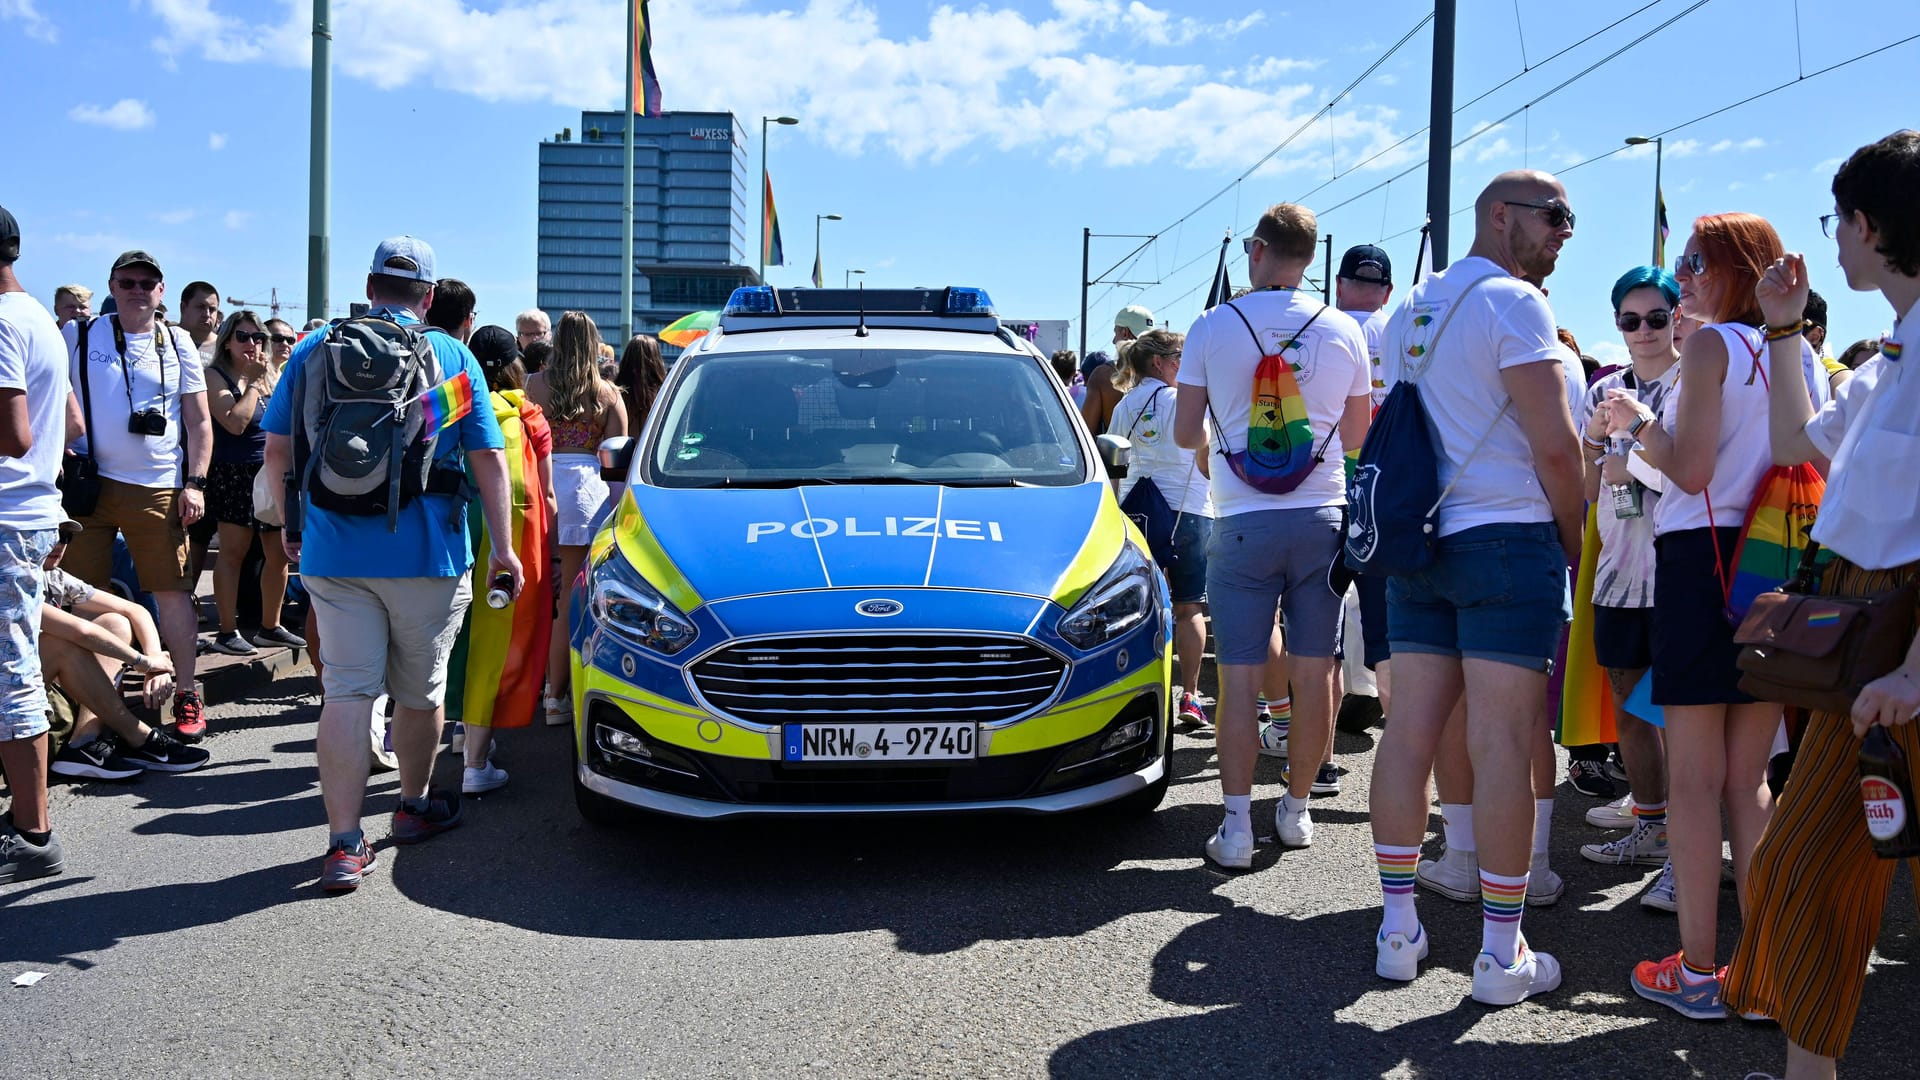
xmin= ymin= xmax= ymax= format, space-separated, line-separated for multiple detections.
xmin=690 ymin=634 xmax=1065 ymax=726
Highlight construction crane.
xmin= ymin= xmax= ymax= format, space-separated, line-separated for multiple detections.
xmin=224 ymin=287 xmax=284 ymax=319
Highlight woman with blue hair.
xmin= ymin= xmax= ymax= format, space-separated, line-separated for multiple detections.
xmin=1573 ymin=265 xmax=1681 ymax=910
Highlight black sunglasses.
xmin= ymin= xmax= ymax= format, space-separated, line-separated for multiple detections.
xmin=56 ymin=529 xmax=77 ymax=544
xmin=233 ymin=331 xmax=269 ymax=345
xmin=1616 ymin=309 xmax=1672 ymax=332
xmin=1673 ymin=251 xmax=1706 ymax=277
xmin=114 ymin=276 xmax=161 ymax=292
xmin=269 ymin=333 xmax=297 ymax=345
xmin=1503 ymin=200 xmax=1576 ymax=231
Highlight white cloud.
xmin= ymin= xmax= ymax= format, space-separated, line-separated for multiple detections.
xmin=208 ymin=132 xmax=227 ymax=151
xmin=1235 ymin=57 xmax=1323 ymax=83
xmin=1666 ymin=138 xmax=1702 ymax=158
xmin=0 ymin=0 xmax=56 ymax=43
xmin=223 ymin=210 xmax=252 ymax=230
xmin=1589 ymin=340 xmax=1630 ymax=370
xmin=69 ymin=99 xmax=156 ymax=131
xmin=1739 ymin=136 xmax=1766 ymax=151
xmin=155 ymin=209 xmax=197 ymax=225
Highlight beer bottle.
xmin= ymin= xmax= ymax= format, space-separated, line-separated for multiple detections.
xmin=1859 ymin=725 xmax=1920 ymax=859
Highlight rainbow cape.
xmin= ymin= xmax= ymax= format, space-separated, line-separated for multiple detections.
xmin=1555 ymin=504 xmax=1616 ymax=747
xmin=446 ymin=390 xmax=554 ymax=728
xmin=419 ymin=370 xmax=475 ymax=443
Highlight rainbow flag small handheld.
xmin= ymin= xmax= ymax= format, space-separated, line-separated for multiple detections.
xmin=419 ymin=370 xmax=474 ymax=443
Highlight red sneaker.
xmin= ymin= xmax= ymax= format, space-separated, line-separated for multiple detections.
xmin=320 ymin=839 xmax=376 ymax=892
xmin=169 ymin=690 xmax=207 ymax=743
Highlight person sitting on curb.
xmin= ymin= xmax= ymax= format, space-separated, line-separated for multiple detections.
xmin=42 ymin=521 xmax=210 ymax=779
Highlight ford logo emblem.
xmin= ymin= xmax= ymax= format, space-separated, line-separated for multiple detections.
xmin=856 ymin=599 xmax=903 ymax=617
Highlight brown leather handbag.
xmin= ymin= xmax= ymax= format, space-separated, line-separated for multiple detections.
xmin=1735 ymin=543 xmax=1918 ymax=715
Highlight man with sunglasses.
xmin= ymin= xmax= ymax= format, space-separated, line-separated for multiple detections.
xmin=61 ymin=250 xmax=214 ymax=744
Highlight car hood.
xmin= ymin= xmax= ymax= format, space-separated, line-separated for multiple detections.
xmin=609 ymin=481 xmax=1129 ymax=607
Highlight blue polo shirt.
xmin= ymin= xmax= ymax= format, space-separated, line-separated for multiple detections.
xmin=263 ymin=307 xmax=502 ymax=579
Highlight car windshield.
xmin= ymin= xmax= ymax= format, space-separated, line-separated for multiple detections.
xmin=644 ymin=348 xmax=1087 ymax=488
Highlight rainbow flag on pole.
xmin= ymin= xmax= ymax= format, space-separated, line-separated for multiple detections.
xmin=418 ymin=370 xmax=474 ymax=442
xmin=631 ymin=1 xmax=663 ymax=117
xmin=1655 ymin=185 xmax=1670 ymax=267
xmin=763 ymin=172 xmax=786 ymax=267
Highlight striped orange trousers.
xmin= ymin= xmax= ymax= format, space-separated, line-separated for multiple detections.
xmin=1723 ymin=554 xmax=1920 ymax=1059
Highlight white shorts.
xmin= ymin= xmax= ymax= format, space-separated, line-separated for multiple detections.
xmin=552 ymin=452 xmax=609 ymax=547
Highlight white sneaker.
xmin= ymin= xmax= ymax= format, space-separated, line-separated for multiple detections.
xmin=1416 ymin=845 xmax=1479 ymax=903
xmin=1375 ymin=925 xmax=1430 ymax=982
xmin=462 ymin=760 xmax=510 ymax=794
xmin=1585 ymin=794 xmax=1635 ymax=829
xmin=1527 ymin=853 xmax=1565 ymax=908
xmin=447 ymin=720 xmax=466 ymax=756
xmin=1471 ymin=943 xmax=1563 ymax=1006
xmin=1257 ymin=720 xmax=1288 ymax=759
xmin=1580 ymin=819 xmax=1670 ymax=867
xmin=544 ymin=696 xmax=572 ymax=727
xmin=1274 ymin=799 xmax=1313 ymax=848
xmin=1641 ymin=861 xmax=1678 ymax=912
xmin=1204 ymin=828 xmax=1254 ymax=870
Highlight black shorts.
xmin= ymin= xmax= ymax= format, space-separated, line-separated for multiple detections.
xmin=207 ymin=459 xmax=279 ymax=532
xmin=1591 ymin=604 xmax=1653 ymax=671
xmin=1651 ymin=527 xmax=1752 ymax=706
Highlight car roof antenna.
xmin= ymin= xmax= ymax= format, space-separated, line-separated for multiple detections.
xmin=855 ymin=282 xmax=869 ymax=338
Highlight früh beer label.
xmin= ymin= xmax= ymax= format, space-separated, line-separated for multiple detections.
xmin=1861 ymin=775 xmax=1908 ymax=841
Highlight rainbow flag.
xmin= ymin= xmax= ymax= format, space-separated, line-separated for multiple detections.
xmin=1726 ymin=462 xmax=1825 ymax=620
xmin=1556 ymin=504 xmax=1617 ymax=747
xmin=1234 ymin=338 xmax=1316 ymax=491
xmin=631 ymin=1 xmax=663 ymax=118
xmin=1655 ymin=185 xmax=1669 ymax=267
xmin=763 ymin=171 xmax=785 ymax=267
xmin=418 ymin=370 xmax=474 ymax=443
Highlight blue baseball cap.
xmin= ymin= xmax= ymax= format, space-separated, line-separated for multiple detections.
xmin=369 ymin=235 xmax=436 ymax=282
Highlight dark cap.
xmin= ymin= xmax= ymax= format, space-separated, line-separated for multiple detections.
xmin=469 ymin=324 xmax=520 ymax=378
xmin=0 ymin=205 xmax=18 ymax=262
xmin=1337 ymin=244 xmax=1391 ymax=286
xmin=111 ymin=249 xmax=164 ymax=278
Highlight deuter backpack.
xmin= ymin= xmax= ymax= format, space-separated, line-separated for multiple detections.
xmin=1343 ymin=273 xmax=1501 ymax=577
xmin=286 ymin=315 xmax=467 ymax=535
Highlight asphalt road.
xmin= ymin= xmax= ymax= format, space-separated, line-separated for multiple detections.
xmin=4 ymin=672 xmax=1915 ymax=1079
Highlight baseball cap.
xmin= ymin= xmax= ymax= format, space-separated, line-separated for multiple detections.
xmin=0 ymin=205 xmax=18 ymax=262
xmin=112 ymin=249 xmax=164 ymax=278
xmin=369 ymin=235 xmax=436 ymax=282
xmin=1113 ymin=304 xmax=1155 ymax=335
xmin=1337 ymin=244 xmax=1391 ymax=286
xmin=469 ymin=324 xmax=520 ymax=379
xmin=56 ymin=518 xmax=83 ymax=536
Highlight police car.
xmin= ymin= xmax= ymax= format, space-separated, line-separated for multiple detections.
xmin=569 ymin=285 xmax=1172 ymax=820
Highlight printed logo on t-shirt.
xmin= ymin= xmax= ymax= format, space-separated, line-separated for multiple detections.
xmin=1401 ymin=301 xmax=1452 ymax=363
xmin=1256 ymin=326 xmax=1318 ymax=383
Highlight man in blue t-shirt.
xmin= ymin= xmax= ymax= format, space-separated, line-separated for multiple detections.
xmin=263 ymin=236 xmax=522 ymax=892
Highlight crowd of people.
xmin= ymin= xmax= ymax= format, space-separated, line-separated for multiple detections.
xmin=3 ymin=126 xmax=1917 ymax=1078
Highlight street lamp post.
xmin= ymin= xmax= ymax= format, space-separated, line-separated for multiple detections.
xmin=1626 ymin=135 xmax=1664 ymax=265
xmin=815 ymin=213 xmax=842 ymax=287
xmin=845 ymin=269 xmax=865 ymax=288
xmin=759 ymin=115 xmax=799 ymax=283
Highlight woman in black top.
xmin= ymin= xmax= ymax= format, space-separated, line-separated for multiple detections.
xmin=205 ymin=310 xmax=303 ymax=655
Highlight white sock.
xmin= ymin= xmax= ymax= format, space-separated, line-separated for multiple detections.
xmin=1222 ymin=794 xmax=1253 ymax=840
xmin=1280 ymin=791 xmax=1310 ymax=816
xmin=1441 ymin=802 xmax=1475 ymax=853
xmin=1532 ymin=798 xmax=1554 ymax=859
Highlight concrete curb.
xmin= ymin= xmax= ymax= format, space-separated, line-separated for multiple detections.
xmin=196 ymin=646 xmax=313 ymax=707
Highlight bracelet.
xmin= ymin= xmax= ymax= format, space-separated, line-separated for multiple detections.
xmin=1763 ymin=319 xmax=1809 ymax=342
xmin=1582 ymin=436 xmax=1608 ymax=451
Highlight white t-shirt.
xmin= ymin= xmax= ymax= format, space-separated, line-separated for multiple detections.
xmin=64 ymin=315 xmax=207 ymax=489
xmin=1344 ymin=306 xmax=1391 ymax=409
xmin=1378 ymin=256 xmax=1576 ymax=537
xmin=1180 ymin=289 xmax=1368 ymax=518
xmin=1805 ymin=299 xmax=1920 ymax=570
xmin=0 ymin=292 xmax=74 ymax=531
xmin=1582 ymin=363 xmax=1676 ymax=607
xmin=1652 ymin=323 xmax=1775 ymax=535
xmin=1109 ymin=377 xmax=1213 ymax=517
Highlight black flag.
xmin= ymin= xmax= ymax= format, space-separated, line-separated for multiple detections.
xmin=1203 ymin=230 xmax=1234 ymax=310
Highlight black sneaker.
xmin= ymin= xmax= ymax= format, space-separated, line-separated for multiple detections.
xmin=50 ymin=734 xmax=144 ymax=781
xmin=0 ymin=829 xmax=65 ymax=885
xmin=1568 ymin=758 xmax=1617 ymax=798
xmin=1311 ymin=762 xmax=1342 ymax=796
xmin=123 ymin=729 xmax=212 ymax=773
xmin=391 ymin=788 xmax=463 ymax=844
xmin=1605 ymin=748 xmax=1630 ymax=784
xmin=252 ymin=624 xmax=307 ymax=649
xmin=208 ymin=630 xmax=257 ymax=656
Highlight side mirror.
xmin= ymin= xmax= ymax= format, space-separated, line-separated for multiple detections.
xmin=1094 ymin=433 xmax=1132 ymax=479
xmin=598 ymin=436 xmax=637 ymax=482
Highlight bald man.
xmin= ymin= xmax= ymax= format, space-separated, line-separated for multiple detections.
xmin=1365 ymin=169 xmax=1584 ymax=1006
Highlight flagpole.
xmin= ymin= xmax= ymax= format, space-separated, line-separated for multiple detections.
xmin=1651 ymin=137 xmax=1664 ymax=266
xmin=621 ymin=0 xmax=636 ymax=345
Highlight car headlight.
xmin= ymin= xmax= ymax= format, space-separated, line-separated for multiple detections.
xmin=1057 ymin=542 xmax=1154 ymax=649
xmin=588 ymin=549 xmax=699 ymax=655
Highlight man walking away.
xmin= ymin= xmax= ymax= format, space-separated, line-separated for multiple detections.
xmin=1336 ymin=244 xmax=1397 ymax=720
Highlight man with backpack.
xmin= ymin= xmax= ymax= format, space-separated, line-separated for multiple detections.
xmin=1173 ymin=203 xmax=1370 ymax=868
xmin=1358 ymin=171 xmax=1584 ymax=1006
xmin=262 ymin=237 xmax=522 ymax=892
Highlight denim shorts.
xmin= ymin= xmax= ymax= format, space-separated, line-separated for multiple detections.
xmin=1164 ymin=515 xmax=1212 ymax=604
xmin=0 ymin=526 xmax=58 ymax=741
xmin=1206 ymin=506 xmax=1345 ymax=664
xmin=1387 ymin=522 xmax=1571 ymax=672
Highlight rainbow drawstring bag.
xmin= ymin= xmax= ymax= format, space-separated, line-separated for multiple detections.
xmin=1206 ymin=301 xmax=1336 ymax=495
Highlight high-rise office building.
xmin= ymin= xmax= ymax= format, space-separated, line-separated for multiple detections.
xmin=537 ymin=110 xmax=758 ymax=353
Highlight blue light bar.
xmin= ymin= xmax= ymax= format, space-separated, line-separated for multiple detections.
xmin=945 ymin=287 xmax=995 ymax=315
xmin=724 ymin=286 xmax=777 ymax=315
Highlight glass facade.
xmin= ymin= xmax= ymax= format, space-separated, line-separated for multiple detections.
xmin=536 ymin=110 xmax=760 ymax=353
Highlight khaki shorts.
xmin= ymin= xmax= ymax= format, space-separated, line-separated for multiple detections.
xmin=67 ymin=477 xmax=192 ymax=593
xmin=305 ymin=574 xmax=472 ymax=710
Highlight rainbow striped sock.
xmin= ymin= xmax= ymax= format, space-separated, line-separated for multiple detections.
xmin=1633 ymin=799 xmax=1668 ymax=825
xmin=1375 ymin=844 xmax=1421 ymax=936
xmin=1479 ymin=869 xmax=1529 ymax=966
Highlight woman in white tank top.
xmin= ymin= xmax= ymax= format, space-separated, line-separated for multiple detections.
xmin=1598 ymin=213 xmax=1788 ymax=1019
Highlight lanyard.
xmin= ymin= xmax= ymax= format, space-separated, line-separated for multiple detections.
xmin=109 ymin=313 xmax=173 ymax=411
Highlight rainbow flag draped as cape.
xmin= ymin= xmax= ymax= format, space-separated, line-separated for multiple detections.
xmin=1726 ymin=462 xmax=1825 ymax=621
xmin=1556 ymin=503 xmax=1616 ymax=747
xmin=419 ymin=370 xmax=474 ymax=443
xmin=446 ymin=390 xmax=554 ymax=728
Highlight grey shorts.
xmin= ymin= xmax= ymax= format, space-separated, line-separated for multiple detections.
xmin=1205 ymin=506 xmax=1345 ymax=665
xmin=306 ymin=574 xmax=473 ymax=710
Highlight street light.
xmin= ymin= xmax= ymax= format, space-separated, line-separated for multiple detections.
xmin=1625 ymin=135 xmax=1664 ymax=265
xmin=815 ymin=213 xmax=842 ymax=287
xmin=759 ymin=115 xmax=799 ymax=282
xmin=845 ymin=268 xmax=866 ymax=288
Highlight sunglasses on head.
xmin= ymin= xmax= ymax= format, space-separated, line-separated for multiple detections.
xmin=1502 ymin=200 xmax=1576 ymax=231
xmin=114 ymin=276 xmax=160 ymax=292
xmin=1616 ymin=309 xmax=1672 ymax=332
xmin=1673 ymin=251 xmax=1706 ymax=277
xmin=232 ymin=331 xmax=269 ymax=345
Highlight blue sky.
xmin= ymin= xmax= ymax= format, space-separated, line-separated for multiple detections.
xmin=4 ymin=0 xmax=1915 ymax=364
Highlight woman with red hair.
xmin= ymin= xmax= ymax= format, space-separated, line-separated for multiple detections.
xmin=1600 ymin=212 xmax=1786 ymax=1020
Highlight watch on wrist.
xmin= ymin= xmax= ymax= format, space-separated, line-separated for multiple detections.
xmin=184 ymin=475 xmax=208 ymax=491
xmin=1627 ymin=414 xmax=1652 ymax=439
